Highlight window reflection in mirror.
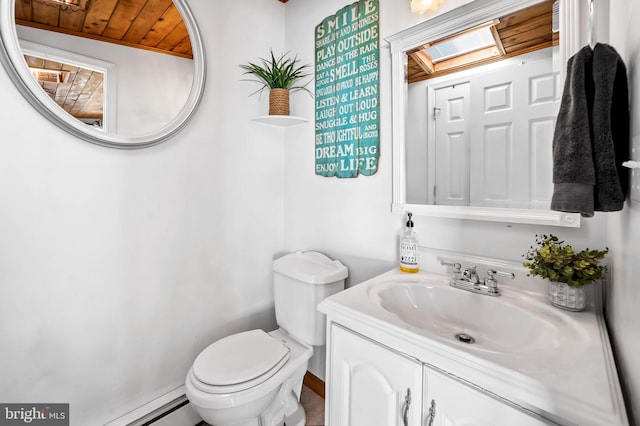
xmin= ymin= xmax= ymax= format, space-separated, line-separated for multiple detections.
xmin=14 ymin=0 xmax=194 ymax=138
xmin=404 ymin=0 xmax=560 ymax=210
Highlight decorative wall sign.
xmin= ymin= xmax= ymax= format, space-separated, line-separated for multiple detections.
xmin=314 ymin=0 xmax=379 ymax=178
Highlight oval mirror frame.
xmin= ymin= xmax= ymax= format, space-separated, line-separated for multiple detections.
xmin=0 ymin=0 xmax=206 ymax=149
xmin=386 ymin=0 xmax=582 ymax=227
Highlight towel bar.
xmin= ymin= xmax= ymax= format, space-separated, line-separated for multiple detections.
xmin=622 ymin=161 xmax=640 ymax=169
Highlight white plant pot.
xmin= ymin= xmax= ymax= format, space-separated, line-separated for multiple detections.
xmin=547 ymin=281 xmax=586 ymax=312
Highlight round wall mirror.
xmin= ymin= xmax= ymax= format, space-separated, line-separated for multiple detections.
xmin=0 ymin=0 xmax=206 ymax=149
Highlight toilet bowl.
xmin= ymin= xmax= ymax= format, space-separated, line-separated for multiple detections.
xmin=186 ymin=329 xmax=312 ymax=426
xmin=185 ymin=251 xmax=347 ymax=426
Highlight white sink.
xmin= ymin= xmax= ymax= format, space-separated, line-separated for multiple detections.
xmin=366 ymin=273 xmax=591 ymax=355
xmin=319 ymin=267 xmax=627 ymax=426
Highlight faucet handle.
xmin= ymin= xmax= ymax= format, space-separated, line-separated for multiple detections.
xmin=485 ymin=269 xmax=515 ymax=288
xmin=440 ymin=260 xmax=462 ymax=277
xmin=486 ymin=269 xmax=515 ymax=279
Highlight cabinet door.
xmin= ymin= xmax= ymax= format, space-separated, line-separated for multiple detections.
xmin=424 ymin=368 xmax=549 ymax=426
xmin=328 ymin=325 xmax=423 ymax=426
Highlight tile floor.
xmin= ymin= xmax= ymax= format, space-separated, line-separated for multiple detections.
xmin=196 ymin=385 xmax=325 ymax=426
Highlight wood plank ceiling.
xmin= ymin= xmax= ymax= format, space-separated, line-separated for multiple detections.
xmin=406 ymin=0 xmax=557 ymax=83
xmin=15 ymin=0 xmax=193 ymax=58
xmin=15 ymin=0 xmax=193 ymax=124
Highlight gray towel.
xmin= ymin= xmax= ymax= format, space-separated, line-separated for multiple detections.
xmin=551 ymin=44 xmax=629 ymax=217
xmin=551 ymin=46 xmax=595 ymax=216
xmin=592 ymin=43 xmax=629 ymax=212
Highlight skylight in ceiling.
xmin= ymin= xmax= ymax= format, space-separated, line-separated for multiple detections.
xmin=425 ymin=26 xmax=497 ymax=64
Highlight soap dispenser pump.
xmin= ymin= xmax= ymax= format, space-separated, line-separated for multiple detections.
xmin=399 ymin=212 xmax=420 ymax=273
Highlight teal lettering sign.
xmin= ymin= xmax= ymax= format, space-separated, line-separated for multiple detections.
xmin=314 ymin=0 xmax=379 ymax=178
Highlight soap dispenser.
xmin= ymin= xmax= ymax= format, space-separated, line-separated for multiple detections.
xmin=399 ymin=212 xmax=419 ymax=273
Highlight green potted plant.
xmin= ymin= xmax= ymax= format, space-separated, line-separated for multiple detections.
xmin=240 ymin=50 xmax=312 ymax=116
xmin=522 ymin=234 xmax=608 ymax=311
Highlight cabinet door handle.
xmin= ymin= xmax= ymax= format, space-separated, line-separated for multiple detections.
xmin=424 ymin=399 xmax=436 ymax=426
xmin=402 ymin=388 xmax=411 ymax=426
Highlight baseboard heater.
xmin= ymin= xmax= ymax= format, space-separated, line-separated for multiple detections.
xmin=105 ymin=386 xmax=201 ymax=426
xmin=106 ymin=372 xmax=325 ymax=426
xmin=127 ymin=395 xmax=190 ymax=426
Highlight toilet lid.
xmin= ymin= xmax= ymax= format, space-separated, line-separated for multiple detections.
xmin=193 ymin=329 xmax=290 ymax=387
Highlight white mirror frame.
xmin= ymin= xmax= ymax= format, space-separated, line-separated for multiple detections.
xmin=0 ymin=0 xmax=206 ymax=149
xmin=387 ymin=0 xmax=582 ymax=227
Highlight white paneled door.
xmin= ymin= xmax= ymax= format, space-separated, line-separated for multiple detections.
xmin=432 ymin=52 xmax=559 ymax=208
xmin=434 ymin=83 xmax=471 ymax=206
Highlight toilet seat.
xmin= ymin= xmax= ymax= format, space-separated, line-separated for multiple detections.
xmin=191 ymin=329 xmax=290 ymax=394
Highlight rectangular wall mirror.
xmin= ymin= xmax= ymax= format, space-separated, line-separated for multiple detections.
xmin=387 ymin=0 xmax=582 ymax=227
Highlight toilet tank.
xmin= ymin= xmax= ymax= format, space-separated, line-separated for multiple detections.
xmin=272 ymin=251 xmax=348 ymax=346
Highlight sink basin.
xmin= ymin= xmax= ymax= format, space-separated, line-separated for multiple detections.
xmin=367 ymin=275 xmax=589 ymax=354
xmin=318 ymin=268 xmax=627 ymax=426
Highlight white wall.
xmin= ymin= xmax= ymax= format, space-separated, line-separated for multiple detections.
xmin=283 ymin=0 xmax=609 ymax=378
xmin=607 ymin=0 xmax=640 ymax=422
xmin=0 ymin=1 xmax=287 ymax=424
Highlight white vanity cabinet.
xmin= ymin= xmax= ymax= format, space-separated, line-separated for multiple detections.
xmin=327 ymin=324 xmax=547 ymax=426
xmin=423 ymin=367 xmax=548 ymax=426
xmin=328 ymin=324 xmax=423 ymax=426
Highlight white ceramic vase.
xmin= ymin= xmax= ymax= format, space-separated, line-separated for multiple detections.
xmin=547 ymin=281 xmax=586 ymax=312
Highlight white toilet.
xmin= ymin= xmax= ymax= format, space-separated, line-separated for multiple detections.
xmin=185 ymin=251 xmax=347 ymax=426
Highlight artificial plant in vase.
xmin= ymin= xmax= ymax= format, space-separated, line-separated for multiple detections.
xmin=522 ymin=234 xmax=608 ymax=311
xmin=240 ymin=50 xmax=312 ymax=116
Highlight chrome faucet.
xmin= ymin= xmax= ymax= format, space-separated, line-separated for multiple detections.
xmin=461 ymin=265 xmax=480 ymax=284
xmin=440 ymin=260 xmax=514 ymax=297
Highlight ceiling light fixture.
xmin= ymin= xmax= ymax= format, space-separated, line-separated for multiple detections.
xmin=411 ymin=0 xmax=443 ymax=15
xmin=44 ymin=0 xmax=81 ymax=5
xmin=41 ymin=0 xmax=89 ymax=10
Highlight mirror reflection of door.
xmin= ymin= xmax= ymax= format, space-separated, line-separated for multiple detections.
xmin=469 ymin=53 xmax=558 ymax=209
xmin=434 ymin=83 xmax=470 ymax=206
xmin=425 ymin=48 xmax=559 ymax=209
xmin=405 ymin=0 xmax=560 ymax=210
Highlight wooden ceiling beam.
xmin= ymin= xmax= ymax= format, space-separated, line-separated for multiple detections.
xmin=409 ymin=50 xmax=435 ymax=75
xmin=489 ymin=24 xmax=506 ymax=55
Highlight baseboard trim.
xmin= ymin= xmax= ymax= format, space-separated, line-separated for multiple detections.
xmin=303 ymin=371 xmax=325 ymax=399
